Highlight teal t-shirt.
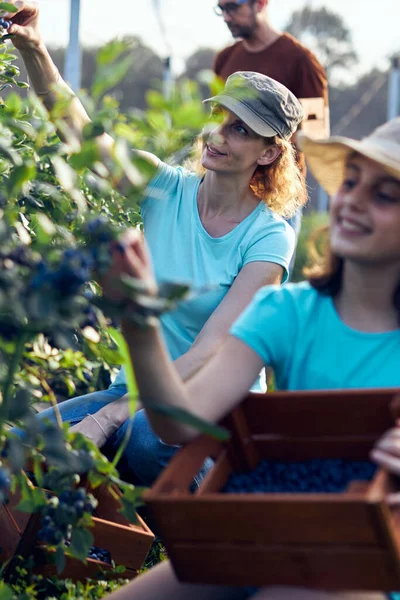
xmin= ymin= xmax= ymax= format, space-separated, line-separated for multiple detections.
xmin=112 ymin=161 xmax=295 ymax=388
xmin=230 ymin=281 xmax=400 ymax=391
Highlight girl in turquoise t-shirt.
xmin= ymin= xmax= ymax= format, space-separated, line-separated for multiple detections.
xmin=101 ymin=118 xmax=400 ymax=600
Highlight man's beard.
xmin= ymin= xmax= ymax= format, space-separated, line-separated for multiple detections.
xmin=228 ymin=12 xmax=257 ymax=39
xmin=228 ymin=23 xmax=254 ymax=39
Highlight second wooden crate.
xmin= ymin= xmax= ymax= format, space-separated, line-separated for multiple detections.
xmin=145 ymin=388 xmax=400 ymax=591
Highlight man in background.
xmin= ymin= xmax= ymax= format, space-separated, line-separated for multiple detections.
xmin=213 ymin=0 xmax=328 ymax=267
xmin=214 ymin=0 xmax=328 ymax=110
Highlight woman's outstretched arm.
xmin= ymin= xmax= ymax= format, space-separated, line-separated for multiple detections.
xmin=9 ymin=1 xmax=93 ymax=141
xmin=8 ymin=1 xmax=158 ymax=167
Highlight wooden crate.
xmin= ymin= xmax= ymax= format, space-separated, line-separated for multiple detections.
xmin=0 ymin=480 xmax=154 ymax=581
xmin=145 ymin=388 xmax=400 ymax=591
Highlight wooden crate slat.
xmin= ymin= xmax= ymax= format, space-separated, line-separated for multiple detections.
xmin=0 ymin=503 xmax=21 ymax=561
xmin=37 ymin=553 xmax=138 ymax=581
xmin=150 ymin=435 xmax=221 ymax=495
xmin=223 ymin=405 xmax=260 ymax=471
xmin=365 ymin=498 xmax=400 ymax=579
xmin=169 ymin=543 xmax=400 ymax=590
xmin=94 ymin=483 xmax=133 ymax=526
xmin=253 ymin=436 xmax=379 ymax=461
xmin=148 ymin=497 xmax=382 ymax=545
xmin=93 ymin=483 xmax=153 ymax=538
xmin=6 ymin=489 xmax=33 ymax=533
xmin=196 ymin=450 xmax=231 ymax=495
xmin=92 ymin=516 xmax=153 ymax=570
xmin=242 ymin=390 xmax=398 ymax=437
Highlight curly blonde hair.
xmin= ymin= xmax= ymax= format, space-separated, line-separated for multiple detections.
xmin=185 ymin=136 xmax=307 ymax=218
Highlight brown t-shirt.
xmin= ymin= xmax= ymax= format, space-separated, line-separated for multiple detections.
xmin=214 ymin=33 xmax=328 ymax=104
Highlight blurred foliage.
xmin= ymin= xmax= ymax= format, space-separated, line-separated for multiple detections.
xmin=0 ymin=27 xmax=216 ymax=582
xmin=285 ymin=6 xmax=358 ymax=82
xmin=291 ymin=211 xmax=330 ymax=283
xmin=0 ymin=555 xmax=129 ymax=599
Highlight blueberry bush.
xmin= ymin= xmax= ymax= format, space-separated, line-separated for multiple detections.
xmin=0 ymin=12 xmax=225 ymax=596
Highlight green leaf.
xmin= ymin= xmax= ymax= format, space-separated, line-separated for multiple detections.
xmin=114 ymin=122 xmax=138 ymax=145
xmin=0 ymin=2 xmax=18 ymax=12
xmin=0 ymin=140 xmax=22 ymax=166
xmin=32 ymin=213 xmax=56 ymax=245
xmin=7 ymin=162 xmax=36 ymax=195
xmin=92 ymin=55 xmax=133 ymax=100
xmin=107 ymin=327 xmax=139 ymax=470
xmin=51 ymin=155 xmax=76 ymax=190
xmin=55 ymin=544 xmax=66 ymax=574
xmin=32 ymin=453 xmax=44 ymax=489
xmin=69 ymin=142 xmax=100 ymax=170
xmin=0 ymin=582 xmax=13 ymax=600
xmin=5 ymin=92 xmax=21 ymax=115
xmin=96 ymin=39 xmax=130 ymax=67
xmin=69 ymin=527 xmax=93 ymax=562
xmin=108 ymin=327 xmax=137 ymax=419
xmin=15 ymin=480 xmax=46 ymax=512
xmin=113 ymin=139 xmax=145 ymax=187
xmin=144 ymin=401 xmax=230 ymax=442
xmin=51 ymin=156 xmax=87 ymax=213
xmin=115 ymin=481 xmax=144 ymax=523
xmin=7 ymin=119 xmax=37 ymax=139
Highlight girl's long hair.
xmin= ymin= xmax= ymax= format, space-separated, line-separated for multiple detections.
xmin=185 ymin=136 xmax=307 ymax=218
xmin=305 ymin=226 xmax=400 ymax=322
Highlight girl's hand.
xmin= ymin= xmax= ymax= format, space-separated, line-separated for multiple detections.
xmin=101 ymin=229 xmax=157 ymax=305
xmin=6 ymin=1 xmax=43 ymax=52
xmin=370 ymin=420 xmax=400 ymax=477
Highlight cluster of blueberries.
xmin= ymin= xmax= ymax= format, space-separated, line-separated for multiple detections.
xmin=38 ymin=488 xmax=98 ymax=546
xmin=222 ymin=458 xmax=377 ymax=494
xmin=30 ymin=249 xmax=93 ymax=296
xmin=0 ymin=17 xmax=12 ymax=32
xmin=27 ymin=216 xmax=116 ymax=297
xmin=87 ymin=545 xmax=112 ymax=564
xmin=86 ymin=217 xmax=114 ymax=244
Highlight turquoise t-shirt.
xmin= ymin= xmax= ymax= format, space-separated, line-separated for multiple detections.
xmin=230 ymin=281 xmax=400 ymax=391
xmin=112 ymin=161 xmax=295 ymax=388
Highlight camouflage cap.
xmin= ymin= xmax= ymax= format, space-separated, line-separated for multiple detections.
xmin=204 ymin=71 xmax=304 ymax=140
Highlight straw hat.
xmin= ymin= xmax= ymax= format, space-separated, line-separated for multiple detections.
xmin=298 ymin=118 xmax=400 ymax=196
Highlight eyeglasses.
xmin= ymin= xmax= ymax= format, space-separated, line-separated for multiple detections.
xmin=214 ymin=0 xmax=248 ymax=17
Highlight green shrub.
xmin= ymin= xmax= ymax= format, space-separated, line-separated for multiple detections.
xmin=291 ymin=211 xmax=329 ymax=283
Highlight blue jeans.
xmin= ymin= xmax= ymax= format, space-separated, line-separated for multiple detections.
xmin=34 ymin=386 xmax=212 ymax=489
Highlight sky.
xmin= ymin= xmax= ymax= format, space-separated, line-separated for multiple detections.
xmin=37 ymin=0 xmax=400 ymax=77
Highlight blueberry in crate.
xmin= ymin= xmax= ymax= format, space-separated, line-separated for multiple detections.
xmin=222 ymin=458 xmax=377 ymax=494
xmin=87 ymin=545 xmax=112 ymax=564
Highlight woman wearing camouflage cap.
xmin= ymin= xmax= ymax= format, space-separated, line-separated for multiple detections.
xmin=9 ymin=1 xmax=305 ymax=488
